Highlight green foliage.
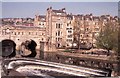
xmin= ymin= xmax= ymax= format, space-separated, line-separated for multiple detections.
xmin=63 ymin=49 xmax=72 ymax=52
xmin=96 ymin=22 xmax=118 ymax=55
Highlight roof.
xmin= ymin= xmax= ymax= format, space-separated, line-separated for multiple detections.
xmin=93 ymin=16 xmax=100 ymax=21
xmin=52 ymin=10 xmax=66 ymax=13
xmin=67 ymin=14 xmax=73 ymax=19
xmin=38 ymin=15 xmax=46 ymax=18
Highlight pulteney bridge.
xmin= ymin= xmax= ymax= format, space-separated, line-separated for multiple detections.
xmin=0 ymin=25 xmax=47 ymax=57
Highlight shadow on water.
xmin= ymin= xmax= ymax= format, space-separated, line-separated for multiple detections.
xmin=21 ymin=40 xmax=37 ymax=58
xmin=1 ymin=39 xmax=16 ymax=58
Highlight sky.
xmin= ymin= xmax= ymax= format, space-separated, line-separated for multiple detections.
xmin=1 ymin=2 xmax=118 ymax=18
xmin=1 ymin=0 xmax=120 ymax=2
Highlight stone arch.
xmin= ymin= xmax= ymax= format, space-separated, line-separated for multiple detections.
xmin=20 ymin=39 xmax=37 ymax=58
xmin=1 ymin=39 xmax=16 ymax=58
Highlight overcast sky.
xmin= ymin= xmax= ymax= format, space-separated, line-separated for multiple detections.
xmin=2 ymin=2 xmax=118 ymax=18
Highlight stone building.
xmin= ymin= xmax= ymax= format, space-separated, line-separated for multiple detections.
xmin=66 ymin=14 xmax=74 ymax=48
xmin=34 ymin=15 xmax=46 ymax=28
xmin=1 ymin=7 xmax=119 ymax=53
xmin=72 ymin=14 xmax=118 ymax=49
xmin=46 ymin=7 xmax=68 ymax=51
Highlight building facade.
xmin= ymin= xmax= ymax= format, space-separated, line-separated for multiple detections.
xmin=46 ymin=7 xmax=70 ymax=51
xmin=0 ymin=25 xmax=47 ymax=58
xmin=0 ymin=7 xmax=118 ymax=52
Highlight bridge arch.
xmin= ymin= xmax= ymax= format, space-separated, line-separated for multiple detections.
xmin=20 ymin=39 xmax=37 ymax=57
xmin=1 ymin=39 xmax=16 ymax=58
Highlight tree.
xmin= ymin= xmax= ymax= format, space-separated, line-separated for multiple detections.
xmin=72 ymin=17 xmax=81 ymax=49
xmin=116 ymin=18 xmax=120 ymax=76
xmin=96 ymin=17 xmax=120 ymax=76
xmin=96 ymin=22 xmax=118 ymax=56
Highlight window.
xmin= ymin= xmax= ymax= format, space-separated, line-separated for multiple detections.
xmin=56 ymin=38 xmax=57 ymax=42
xmin=56 ymin=32 xmax=57 ymax=36
xmin=58 ymin=31 xmax=60 ymax=36
xmin=58 ymin=38 xmax=60 ymax=41
xmin=86 ymin=28 xmax=89 ymax=31
xmin=58 ymin=24 xmax=61 ymax=28
xmin=80 ymin=35 xmax=83 ymax=37
xmin=56 ymin=38 xmax=62 ymax=41
xmin=67 ymin=35 xmax=72 ymax=38
xmin=56 ymin=24 xmax=57 ymax=28
xmin=29 ymin=32 xmax=31 ymax=35
xmin=56 ymin=23 xmax=61 ymax=28
xmin=68 ymin=31 xmax=72 ymax=33
xmin=67 ymin=23 xmax=69 ymax=26
xmin=86 ymin=35 xmax=89 ymax=37
xmin=14 ymin=32 xmax=16 ymax=35
xmin=67 ymin=39 xmax=72 ymax=42
xmin=42 ymin=33 xmax=44 ymax=35
xmin=18 ymin=32 xmax=20 ymax=35
xmin=57 ymin=43 xmax=60 ymax=47
xmin=22 ymin=32 xmax=24 ymax=35
xmin=56 ymin=31 xmax=61 ymax=36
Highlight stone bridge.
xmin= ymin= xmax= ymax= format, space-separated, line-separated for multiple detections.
xmin=0 ymin=25 xmax=48 ymax=57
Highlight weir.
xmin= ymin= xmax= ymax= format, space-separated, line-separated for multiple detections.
xmin=2 ymin=58 xmax=110 ymax=77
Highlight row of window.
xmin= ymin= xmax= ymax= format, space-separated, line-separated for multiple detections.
xmin=56 ymin=22 xmax=101 ymax=30
xmin=2 ymin=31 xmax=45 ymax=36
xmin=81 ymin=22 xmax=102 ymax=26
xmin=56 ymin=22 xmax=72 ymax=29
